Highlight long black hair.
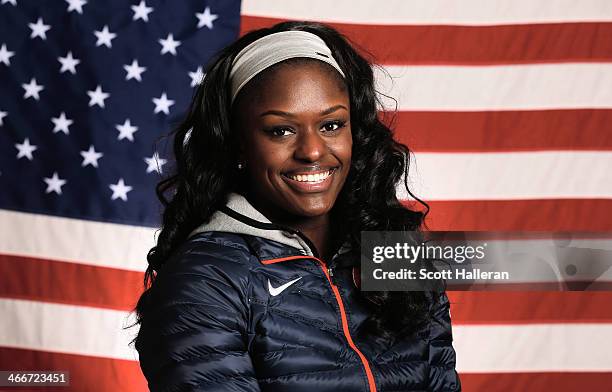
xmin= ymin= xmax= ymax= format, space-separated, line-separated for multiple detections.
xmin=134 ymin=21 xmax=438 ymax=344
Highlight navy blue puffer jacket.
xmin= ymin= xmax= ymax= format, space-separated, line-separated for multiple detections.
xmin=135 ymin=193 xmax=461 ymax=391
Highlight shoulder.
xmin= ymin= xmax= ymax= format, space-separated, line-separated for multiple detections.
xmin=135 ymin=234 xmax=260 ymax=390
xmin=159 ymin=231 xmax=255 ymax=277
xmin=148 ymin=232 xmax=257 ymax=308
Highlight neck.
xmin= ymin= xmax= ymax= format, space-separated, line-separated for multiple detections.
xmin=285 ymin=214 xmax=332 ymax=259
xmin=243 ymin=193 xmax=334 ymax=260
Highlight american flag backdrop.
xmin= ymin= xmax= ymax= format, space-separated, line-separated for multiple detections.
xmin=1 ymin=0 xmax=611 ymax=391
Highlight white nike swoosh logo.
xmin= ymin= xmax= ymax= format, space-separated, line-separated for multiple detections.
xmin=268 ymin=277 xmax=302 ymax=297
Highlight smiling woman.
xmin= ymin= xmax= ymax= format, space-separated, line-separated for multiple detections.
xmin=133 ymin=21 xmax=460 ymax=392
xmin=233 ymin=58 xmax=352 ymax=256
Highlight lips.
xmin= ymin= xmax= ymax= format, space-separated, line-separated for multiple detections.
xmin=281 ymin=168 xmax=338 ymax=192
xmin=285 ymin=169 xmax=334 ymax=183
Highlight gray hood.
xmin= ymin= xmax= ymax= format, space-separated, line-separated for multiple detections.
xmin=189 ymin=192 xmax=316 ymax=256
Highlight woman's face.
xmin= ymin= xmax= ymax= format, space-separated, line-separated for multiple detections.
xmin=234 ymin=61 xmax=352 ymax=220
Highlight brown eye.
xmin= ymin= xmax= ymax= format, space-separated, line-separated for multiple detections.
xmin=322 ymin=120 xmax=346 ymax=133
xmin=266 ymin=127 xmax=295 ymax=137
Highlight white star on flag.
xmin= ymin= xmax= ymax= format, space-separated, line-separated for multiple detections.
xmin=65 ymin=0 xmax=87 ymax=14
xmin=51 ymin=112 xmax=73 ymax=135
xmin=43 ymin=172 xmax=67 ymax=194
xmin=188 ymin=66 xmax=204 ymax=87
xmin=116 ymin=119 xmax=138 ymax=141
xmin=15 ymin=138 xmax=37 ymax=160
xmin=131 ymin=0 xmax=153 ymax=22
xmin=158 ymin=33 xmax=181 ymax=55
xmin=1 ymin=0 xmax=17 ymax=5
xmin=109 ymin=178 xmax=132 ymax=201
xmin=0 ymin=43 xmax=15 ymax=66
xmin=94 ymin=25 xmax=117 ymax=48
xmin=28 ymin=17 xmax=51 ymax=40
xmin=0 ymin=110 xmax=7 ymax=126
xmin=87 ymin=85 xmax=110 ymax=108
xmin=196 ymin=7 xmax=218 ymax=29
xmin=144 ymin=152 xmax=167 ymax=174
xmin=58 ymin=51 xmax=80 ymax=74
xmin=22 ymin=78 xmax=44 ymax=100
xmin=80 ymin=145 xmax=103 ymax=168
xmin=152 ymin=92 xmax=175 ymax=114
xmin=123 ymin=59 xmax=146 ymax=82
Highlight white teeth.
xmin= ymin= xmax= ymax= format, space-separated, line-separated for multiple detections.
xmin=288 ymin=170 xmax=333 ymax=183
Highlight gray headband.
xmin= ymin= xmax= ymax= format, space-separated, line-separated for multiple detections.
xmin=229 ymin=30 xmax=346 ymax=104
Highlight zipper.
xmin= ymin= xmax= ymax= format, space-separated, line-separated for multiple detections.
xmin=316 ymin=257 xmax=377 ymax=392
xmin=313 ymin=257 xmax=376 ymax=392
xmin=261 ymin=255 xmax=377 ymax=392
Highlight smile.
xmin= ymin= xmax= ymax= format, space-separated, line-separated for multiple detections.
xmin=281 ymin=168 xmax=338 ymax=193
xmin=286 ymin=169 xmax=334 ymax=183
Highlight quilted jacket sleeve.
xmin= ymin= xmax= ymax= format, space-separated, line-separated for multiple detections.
xmin=135 ymin=240 xmax=261 ymax=392
xmin=428 ymin=292 xmax=462 ymax=391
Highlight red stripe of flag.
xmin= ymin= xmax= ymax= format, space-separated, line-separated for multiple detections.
xmin=448 ymin=291 xmax=612 ymax=325
xmin=0 ymin=254 xmax=143 ymax=311
xmin=460 ymin=372 xmax=612 ymax=391
xmin=390 ymin=109 xmax=612 ymax=152
xmin=0 ymin=347 xmax=146 ymax=392
xmin=241 ymin=17 xmax=612 ymax=65
xmin=405 ymin=200 xmax=612 ymax=231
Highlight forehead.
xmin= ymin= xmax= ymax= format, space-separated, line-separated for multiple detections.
xmin=234 ymin=59 xmax=348 ymax=112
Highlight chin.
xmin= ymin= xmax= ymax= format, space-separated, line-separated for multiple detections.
xmin=290 ymin=196 xmax=335 ymax=217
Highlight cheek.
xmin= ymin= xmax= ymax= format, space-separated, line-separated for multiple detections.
xmin=333 ymin=133 xmax=352 ymax=187
xmin=334 ymin=131 xmax=353 ymax=167
xmin=245 ymin=138 xmax=289 ymax=178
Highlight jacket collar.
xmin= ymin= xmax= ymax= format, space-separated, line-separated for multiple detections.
xmin=189 ymin=192 xmax=316 ymax=257
xmin=189 ymin=192 xmax=354 ymax=265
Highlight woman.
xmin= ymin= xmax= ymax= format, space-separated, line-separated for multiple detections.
xmin=134 ymin=21 xmax=461 ymax=392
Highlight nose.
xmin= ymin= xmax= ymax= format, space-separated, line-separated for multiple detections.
xmin=293 ymin=129 xmax=326 ymax=162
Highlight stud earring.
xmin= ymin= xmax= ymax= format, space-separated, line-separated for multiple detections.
xmin=237 ymin=162 xmax=245 ymax=169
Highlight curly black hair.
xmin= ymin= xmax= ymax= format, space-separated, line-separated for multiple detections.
xmin=133 ymin=20 xmax=438 ymax=345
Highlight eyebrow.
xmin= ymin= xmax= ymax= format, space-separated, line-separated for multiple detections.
xmin=259 ymin=104 xmax=348 ymax=118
